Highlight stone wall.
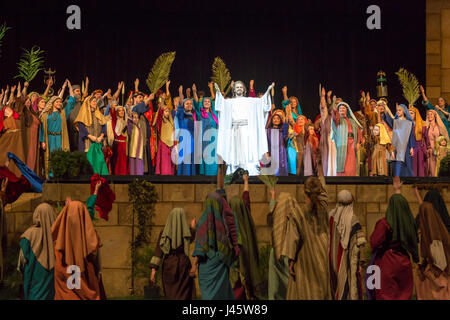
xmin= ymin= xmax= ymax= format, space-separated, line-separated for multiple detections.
xmin=426 ymin=0 xmax=450 ymax=103
xmin=5 ymin=182 xmax=450 ymax=298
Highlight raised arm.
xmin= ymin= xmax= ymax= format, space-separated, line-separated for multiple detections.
xmin=413 ymin=186 xmax=423 ymax=205
xmin=208 ymin=82 xmax=215 ymax=100
xmin=192 ymin=83 xmax=199 ymax=103
xmin=82 ymin=76 xmax=89 ymax=99
xmin=134 ymin=78 xmax=139 ymax=93
xmin=178 ymin=85 xmax=184 ymax=102
xmin=420 ymin=85 xmax=428 ymax=103
xmin=113 ymin=81 xmax=124 ymax=101
xmin=249 ymin=79 xmax=256 ymax=98
xmin=22 ymin=81 xmax=29 ymax=97
xmin=58 ymin=79 xmax=68 ymax=99
xmin=42 ymin=77 xmax=53 ymax=99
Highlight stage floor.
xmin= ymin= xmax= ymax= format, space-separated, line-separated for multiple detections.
xmin=46 ymin=175 xmax=450 ymax=185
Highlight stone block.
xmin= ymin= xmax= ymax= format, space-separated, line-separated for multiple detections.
xmin=14 ymin=212 xmax=33 ymax=233
xmin=239 ymin=184 xmax=267 ymax=203
xmin=427 ymin=0 xmax=443 ymax=13
xmin=250 ymin=203 xmax=269 ymax=227
xmin=354 ymin=203 xmax=366 ymax=226
xmin=6 ymin=212 xmax=15 ymax=233
xmin=366 ymin=202 xmax=379 ymax=214
xmin=410 ymin=203 xmax=420 ymax=218
xmin=224 ymin=184 xmax=240 ymax=199
xmin=42 ymin=183 xmax=61 ymax=202
xmin=442 ymin=10 xmax=450 ymax=38
xmin=426 ymin=40 xmax=441 ymax=54
xmin=426 ymin=86 xmax=442 ymax=99
xmin=442 ymin=68 xmax=450 ymax=92
xmin=96 ymin=226 xmax=132 ymax=269
xmin=153 ymin=202 xmax=175 ymax=226
xmin=442 ymin=39 xmax=450 ymax=68
xmin=441 ymin=188 xmax=450 ymax=202
xmin=149 ymin=226 xmax=164 ymax=243
xmin=60 ymin=184 xmax=91 ymax=202
xmin=324 ymin=184 xmax=337 ymax=202
xmin=195 ymin=184 xmax=217 ymax=202
xmin=387 ymin=185 xmax=418 ymax=203
xmin=8 ymin=198 xmax=31 ymax=213
xmin=426 ymin=54 xmax=442 ymax=65
xmin=427 ymin=13 xmax=441 ymax=40
xmin=101 ymin=268 xmax=131 ymax=298
xmin=163 ymin=184 xmax=195 ymax=202
xmin=255 ymin=226 xmax=271 ymax=243
xmin=153 ymin=184 xmax=163 ymax=202
xmin=426 ymin=64 xmax=442 ymax=86
xmin=366 ymin=213 xmax=385 ymax=239
xmin=114 ymin=184 xmax=129 ymax=203
xmin=117 ymin=203 xmax=133 ymax=226
xmin=7 ymin=233 xmax=20 ymax=247
xmin=94 ymin=203 xmax=119 ymax=227
xmin=356 ymin=185 xmax=386 ymax=203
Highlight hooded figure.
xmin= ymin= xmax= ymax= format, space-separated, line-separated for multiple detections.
xmin=150 ymin=208 xmax=196 ymax=300
xmin=329 ymin=190 xmax=366 ymax=300
xmin=367 ymin=193 xmax=419 ymax=300
xmin=18 ymin=203 xmax=57 ymax=300
xmin=413 ymin=201 xmax=450 ymax=300
xmin=52 ymin=201 xmax=105 ymax=300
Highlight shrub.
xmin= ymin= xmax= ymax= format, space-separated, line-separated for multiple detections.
xmin=49 ymin=150 xmax=93 ymax=178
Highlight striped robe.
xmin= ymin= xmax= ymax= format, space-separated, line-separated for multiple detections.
xmin=283 ymin=176 xmax=332 ymax=300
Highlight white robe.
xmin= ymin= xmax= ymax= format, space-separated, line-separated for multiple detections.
xmin=215 ymin=90 xmax=272 ymax=175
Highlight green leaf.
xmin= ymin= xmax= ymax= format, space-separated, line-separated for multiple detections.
xmin=146 ymin=51 xmax=176 ymax=94
xmin=15 ymin=46 xmax=45 ymax=82
xmin=211 ymin=57 xmax=231 ymax=92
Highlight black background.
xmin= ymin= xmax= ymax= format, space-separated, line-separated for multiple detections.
xmin=0 ymin=0 xmax=425 ymax=118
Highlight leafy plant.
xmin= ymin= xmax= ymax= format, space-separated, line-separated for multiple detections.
xmin=438 ymin=154 xmax=450 ymax=177
xmin=257 ymin=244 xmax=272 ymax=299
xmin=211 ymin=57 xmax=232 ymax=94
xmin=146 ymin=51 xmax=176 ymax=94
xmin=395 ymin=68 xmax=420 ymax=106
xmin=49 ymin=150 xmax=93 ymax=179
xmin=15 ymin=46 xmax=45 ymax=82
xmin=0 ymin=23 xmax=11 ymax=58
xmin=0 ymin=242 xmax=22 ymax=299
xmin=128 ymin=179 xmax=159 ymax=294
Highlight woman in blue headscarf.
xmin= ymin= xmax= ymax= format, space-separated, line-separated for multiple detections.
xmin=192 ymin=84 xmax=219 ymax=176
xmin=175 ymin=86 xmax=196 ymax=176
xmin=383 ymin=103 xmax=416 ymax=176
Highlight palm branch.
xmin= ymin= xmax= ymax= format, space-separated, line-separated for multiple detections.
xmin=14 ymin=46 xmax=45 ymax=82
xmin=395 ymin=68 xmax=420 ymax=106
xmin=211 ymin=57 xmax=231 ymax=92
xmin=146 ymin=51 xmax=176 ymax=94
xmin=0 ymin=23 xmax=11 ymax=58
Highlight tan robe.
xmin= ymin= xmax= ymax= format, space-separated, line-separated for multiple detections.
xmin=283 ymin=176 xmax=332 ymax=300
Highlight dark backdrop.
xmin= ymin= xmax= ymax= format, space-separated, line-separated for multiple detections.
xmin=0 ymin=0 xmax=425 ymax=118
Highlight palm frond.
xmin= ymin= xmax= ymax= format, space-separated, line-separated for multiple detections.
xmin=211 ymin=57 xmax=231 ymax=92
xmin=0 ymin=23 xmax=11 ymax=57
xmin=146 ymin=51 xmax=176 ymax=94
xmin=257 ymin=174 xmax=278 ymax=190
xmin=395 ymin=68 xmax=420 ymax=106
xmin=14 ymin=46 xmax=45 ymax=82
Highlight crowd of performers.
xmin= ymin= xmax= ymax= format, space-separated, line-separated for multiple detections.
xmin=1 ymin=78 xmax=449 ymax=179
xmin=1 ymin=156 xmax=449 ymax=300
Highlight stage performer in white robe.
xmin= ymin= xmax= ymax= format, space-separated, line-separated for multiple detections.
xmin=214 ymin=81 xmax=274 ymax=176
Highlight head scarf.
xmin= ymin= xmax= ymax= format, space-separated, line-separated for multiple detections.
xmin=199 ymin=97 xmax=218 ymax=125
xmin=293 ymin=115 xmax=308 ymax=134
xmin=336 ymin=102 xmax=362 ymax=128
xmin=90 ymin=174 xmax=115 ymax=221
xmin=288 ymin=96 xmax=302 ymax=115
xmin=328 ymin=190 xmax=355 ymax=249
xmin=377 ymin=100 xmax=394 ymax=119
xmin=409 ymin=106 xmax=425 ymax=141
xmin=423 ymin=190 xmax=450 ymax=233
xmin=51 ymin=201 xmax=101 ymax=272
xmin=266 ymin=109 xmax=286 ymax=129
xmin=74 ymin=95 xmax=107 ymax=128
xmin=43 ymin=96 xmax=62 ymax=114
xmin=160 ymin=208 xmax=192 ymax=256
xmin=114 ymin=105 xmax=128 ymax=137
xmin=417 ymin=202 xmax=450 ymax=275
xmin=20 ymin=203 xmax=57 ymax=270
xmin=32 ymin=96 xmax=43 ymax=115
xmin=193 ymin=192 xmax=239 ymax=266
xmin=28 ymin=92 xmax=39 ymax=112
xmin=395 ymin=104 xmax=413 ymax=121
xmin=427 ymin=109 xmax=449 ymax=140
xmin=153 ymin=105 xmax=175 ymax=147
xmin=374 ymin=123 xmax=391 ymax=145
xmin=385 ymin=194 xmax=419 ymax=262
